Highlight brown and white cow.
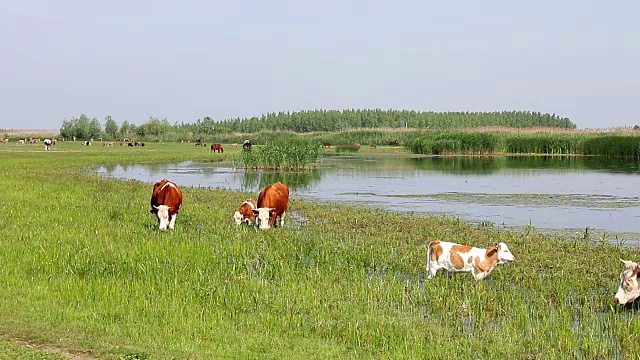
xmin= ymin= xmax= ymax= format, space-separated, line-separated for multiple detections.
xmin=233 ymin=199 xmax=257 ymax=225
xmin=150 ymin=179 xmax=183 ymax=231
xmin=427 ymin=240 xmax=515 ymax=280
xmin=614 ymin=260 xmax=640 ymax=305
xmin=252 ymin=182 xmax=289 ymax=230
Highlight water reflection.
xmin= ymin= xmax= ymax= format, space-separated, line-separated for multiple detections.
xmin=95 ymin=155 xmax=640 ymax=235
xmin=237 ymin=170 xmax=321 ymax=191
xmin=323 ymin=155 xmax=640 ymax=174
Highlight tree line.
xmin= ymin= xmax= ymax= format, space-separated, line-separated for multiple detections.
xmin=59 ymin=110 xmax=575 ymax=140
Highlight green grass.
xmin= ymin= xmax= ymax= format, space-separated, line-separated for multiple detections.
xmin=1 ymin=141 xmax=640 ymax=359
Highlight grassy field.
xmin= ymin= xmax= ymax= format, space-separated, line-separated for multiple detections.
xmin=1 ymin=141 xmax=640 ymax=359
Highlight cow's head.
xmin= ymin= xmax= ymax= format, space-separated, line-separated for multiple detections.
xmin=615 ymin=260 xmax=640 ymax=305
xmin=233 ymin=210 xmax=244 ymax=225
xmin=252 ymin=208 xmax=275 ymax=230
xmin=495 ymin=242 xmax=515 ymax=264
xmin=153 ymin=205 xmax=172 ymax=231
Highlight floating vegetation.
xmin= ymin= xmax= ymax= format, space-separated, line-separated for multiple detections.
xmin=387 ymin=192 xmax=640 ymax=208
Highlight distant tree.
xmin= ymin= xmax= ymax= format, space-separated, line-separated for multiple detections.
xmin=139 ymin=116 xmax=171 ymax=137
xmin=88 ymin=117 xmax=102 ymax=139
xmin=104 ymin=115 xmax=119 ymax=139
xmin=120 ymin=120 xmax=135 ymax=139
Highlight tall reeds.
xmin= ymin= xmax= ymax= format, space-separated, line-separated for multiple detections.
xmin=241 ymin=138 xmax=322 ymax=170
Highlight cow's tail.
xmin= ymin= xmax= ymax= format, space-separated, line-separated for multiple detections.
xmin=426 ymin=241 xmax=433 ymax=272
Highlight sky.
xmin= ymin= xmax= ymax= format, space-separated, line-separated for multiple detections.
xmin=1 ymin=0 xmax=639 ymax=130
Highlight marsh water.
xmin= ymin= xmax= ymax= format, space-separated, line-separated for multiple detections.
xmin=96 ymin=155 xmax=640 ymax=237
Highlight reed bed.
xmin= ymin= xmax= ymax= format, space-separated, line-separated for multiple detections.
xmin=406 ymin=131 xmax=640 ymax=157
xmin=240 ymin=138 xmax=322 ymax=170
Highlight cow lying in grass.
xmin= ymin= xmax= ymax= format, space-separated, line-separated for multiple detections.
xmin=614 ymin=260 xmax=640 ymax=305
xmin=427 ymin=240 xmax=515 ymax=280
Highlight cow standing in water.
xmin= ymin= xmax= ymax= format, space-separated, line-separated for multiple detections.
xmin=253 ymin=182 xmax=289 ymax=230
xmin=150 ymin=179 xmax=183 ymax=231
xmin=427 ymin=240 xmax=515 ymax=280
xmin=234 ymin=199 xmax=257 ymax=225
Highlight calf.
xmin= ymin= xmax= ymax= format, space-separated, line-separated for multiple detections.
xmin=150 ymin=179 xmax=183 ymax=231
xmin=233 ymin=199 xmax=257 ymax=225
xmin=427 ymin=240 xmax=515 ymax=280
xmin=252 ymin=182 xmax=289 ymax=230
xmin=614 ymin=260 xmax=640 ymax=305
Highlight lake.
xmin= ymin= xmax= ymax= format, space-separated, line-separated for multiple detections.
xmin=96 ymin=155 xmax=640 ymax=238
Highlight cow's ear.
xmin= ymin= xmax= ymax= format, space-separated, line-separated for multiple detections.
xmin=493 ymin=242 xmax=499 ymax=249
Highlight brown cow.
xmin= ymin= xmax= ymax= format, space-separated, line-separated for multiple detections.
xmin=233 ymin=199 xmax=257 ymax=225
xmin=252 ymin=182 xmax=289 ymax=230
xmin=211 ymin=144 xmax=224 ymax=153
xmin=150 ymin=179 xmax=183 ymax=231
xmin=322 ymin=142 xmax=332 ymax=148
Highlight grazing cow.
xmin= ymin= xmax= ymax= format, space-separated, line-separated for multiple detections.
xmin=614 ymin=260 xmax=640 ymax=305
xmin=243 ymin=140 xmax=252 ymax=151
xmin=103 ymin=141 xmax=114 ymax=147
xmin=427 ymin=240 xmax=515 ymax=280
xmin=128 ymin=142 xmax=134 ymax=147
xmin=83 ymin=141 xmax=92 ymax=146
xmin=230 ymin=143 xmax=238 ymax=148
xmin=43 ymin=138 xmax=52 ymax=151
xmin=150 ymin=179 xmax=183 ymax=231
xmin=370 ymin=143 xmax=377 ymax=149
xmin=233 ymin=199 xmax=257 ymax=225
xmin=211 ymin=144 xmax=224 ymax=153
xmin=195 ymin=139 xmax=204 ymax=147
xmin=51 ymin=139 xmax=57 ymax=145
xmin=17 ymin=139 xmax=25 ymax=145
xmin=323 ymin=142 xmax=332 ymax=148
xmin=252 ymin=182 xmax=290 ymax=230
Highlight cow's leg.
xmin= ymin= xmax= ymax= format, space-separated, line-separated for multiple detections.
xmin=472 ymin=270 xmax=486 ymax=281
xmin=169 ymin=214 xmax=177 ymax=230
xmin=427 ymin=265 xmax=438 ymax=279
xmin=280 ymin=211 xmax=286 ymax=227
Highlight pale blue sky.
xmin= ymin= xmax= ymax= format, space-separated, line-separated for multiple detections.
xmin=1 ymin=0 xmax=638 ymax=130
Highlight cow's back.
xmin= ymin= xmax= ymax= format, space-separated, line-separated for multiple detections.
xmin=257 ymin=182 xmax=289 ymax=213
xmin=151 ymin=179 xmax=183 ymax=213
